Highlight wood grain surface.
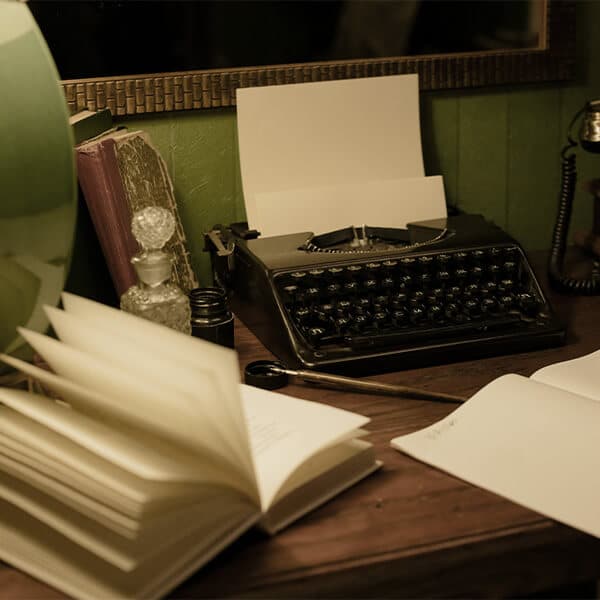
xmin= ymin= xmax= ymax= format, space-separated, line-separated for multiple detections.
xmin=3 ymin=254 xmax=600 ymax=599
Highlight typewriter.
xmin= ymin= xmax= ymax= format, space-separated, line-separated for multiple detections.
xmin=206 ymin=214 xmax=565 ymax=375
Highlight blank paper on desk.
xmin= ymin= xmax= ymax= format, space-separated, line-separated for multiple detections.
xmin=391 ymin=354 xmax=600 ymax=538
xmin=236 ymin=74 xmax=445 ymax=235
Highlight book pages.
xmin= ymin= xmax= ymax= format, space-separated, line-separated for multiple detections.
xmin=44 ymin=305 xmax=247 ymax=475
xmin=0 ymin=292 xmax=379 ymax=599
xmin=0 ymin=501 xmax=259 ymax=600
xmin=17 ymin=327 xmax=254 ymax=487
xmin=60 ymin=292 xmax=253 ymax=475
xmin=0 ymin=366 xmax=221 ymax=483
xmin=240 ymin=383 xmax=369 ymax=510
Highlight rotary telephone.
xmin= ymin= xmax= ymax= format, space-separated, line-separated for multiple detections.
xmin=549 ymin=99 xmax=600 ymax=294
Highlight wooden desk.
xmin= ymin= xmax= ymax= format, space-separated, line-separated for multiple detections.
xmin=3 ymin=263 xmax=600 ymax=599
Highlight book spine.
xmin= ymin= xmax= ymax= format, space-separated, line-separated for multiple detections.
xmin=113 ymin=132 xmax=199 ymax=293
xmin=76 ymin=140 xmax=138 ymax=297
xmin=153 ymin=141 xmax=199 ymax=293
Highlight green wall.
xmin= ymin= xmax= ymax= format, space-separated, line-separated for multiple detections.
xmin=67 ymin=0 xmax=600 ymax=296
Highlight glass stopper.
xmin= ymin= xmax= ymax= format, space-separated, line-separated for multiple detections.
xmin=131 ymin=206 xmax=175 ymax=251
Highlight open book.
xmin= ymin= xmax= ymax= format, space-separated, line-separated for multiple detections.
xmin=392 ymin=350 xmax=600 ymax=538
xmin=0 ymin=293 xmax=380 ymax=600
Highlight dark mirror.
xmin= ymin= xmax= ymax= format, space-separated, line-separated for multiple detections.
xmin=30 ymin=1 xmax=543 ymax=79
xmin=26 ymin=0 xmax=574 ymax=116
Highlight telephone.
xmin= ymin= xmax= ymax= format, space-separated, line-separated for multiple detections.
xmin=549 ymin=99 xmax=600 ymax=294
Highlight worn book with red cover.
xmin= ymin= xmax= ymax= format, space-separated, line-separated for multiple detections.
xmin=76 ymin=129 xmax=198 ymax=296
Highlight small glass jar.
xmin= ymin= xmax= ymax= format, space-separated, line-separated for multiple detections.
xmin=189 ymin=287 xmax=234 ymax=348
xmin=120 ymin=207 xmax=191 ymax=335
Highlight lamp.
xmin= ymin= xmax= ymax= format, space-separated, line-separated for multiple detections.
xmin=0 ymin=1 xmax=77 ymax=372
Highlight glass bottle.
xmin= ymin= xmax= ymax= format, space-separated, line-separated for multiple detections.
xmin=120 ymin=206 xmax=191 ymax=334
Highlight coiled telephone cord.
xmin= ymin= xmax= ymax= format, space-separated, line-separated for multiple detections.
xmin=548 ymin=147 xmax=600 ymax=294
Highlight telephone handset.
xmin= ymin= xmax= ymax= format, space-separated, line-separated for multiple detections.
xmin=549 ymin=100 xmax=600 ymax=294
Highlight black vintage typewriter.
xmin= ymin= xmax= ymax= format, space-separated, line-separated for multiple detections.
xmin=206 ymin=214 xmax=565 ymax=374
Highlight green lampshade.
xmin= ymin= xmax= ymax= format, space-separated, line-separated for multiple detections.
xmin=0 ymin=1 xmax=77 ymax=369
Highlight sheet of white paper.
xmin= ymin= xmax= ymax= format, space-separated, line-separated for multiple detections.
xmin=531 ymin=349 xmax=600 ymax=401
xmin=240 ymin=383 xmax=369 ymax=511
xmin=391 ymin=374 xmax=600 ymax=538
xmin=253 ymin=175 xmax=446 ymax=237
xmin=237 ymin=74 xmax=437 ymax=234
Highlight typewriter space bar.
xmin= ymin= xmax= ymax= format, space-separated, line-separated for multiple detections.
xmin=347 ymin=316 xmax=523 ymax=349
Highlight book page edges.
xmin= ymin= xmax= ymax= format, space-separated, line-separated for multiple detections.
xmin=0 ymin=507 xmax=260 ymax=600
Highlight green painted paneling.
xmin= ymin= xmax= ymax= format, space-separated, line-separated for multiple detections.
xmin=421 ymin=92 xmax=460 ymax=208
xmin=166 ymin=109 xmax=242 ymax=285
xmin=456 ymin=92 xmax=509 ymax=228
xmin=506 ymin=86 xmax=561 ymax=252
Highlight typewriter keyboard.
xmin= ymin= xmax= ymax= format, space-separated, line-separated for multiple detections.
xmin=273 ymin=245 xmax=551 ymax=352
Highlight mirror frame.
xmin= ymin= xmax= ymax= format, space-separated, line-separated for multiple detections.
xmin=61 ymin=0 xmax=575 ymax=116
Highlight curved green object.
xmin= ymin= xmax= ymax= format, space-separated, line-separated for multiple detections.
xmin=0 ymin=1 xmax=77 ymax=369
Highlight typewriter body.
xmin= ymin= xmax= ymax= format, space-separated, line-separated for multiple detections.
xmin=207 ymin=214 xmax=565 ymax=374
